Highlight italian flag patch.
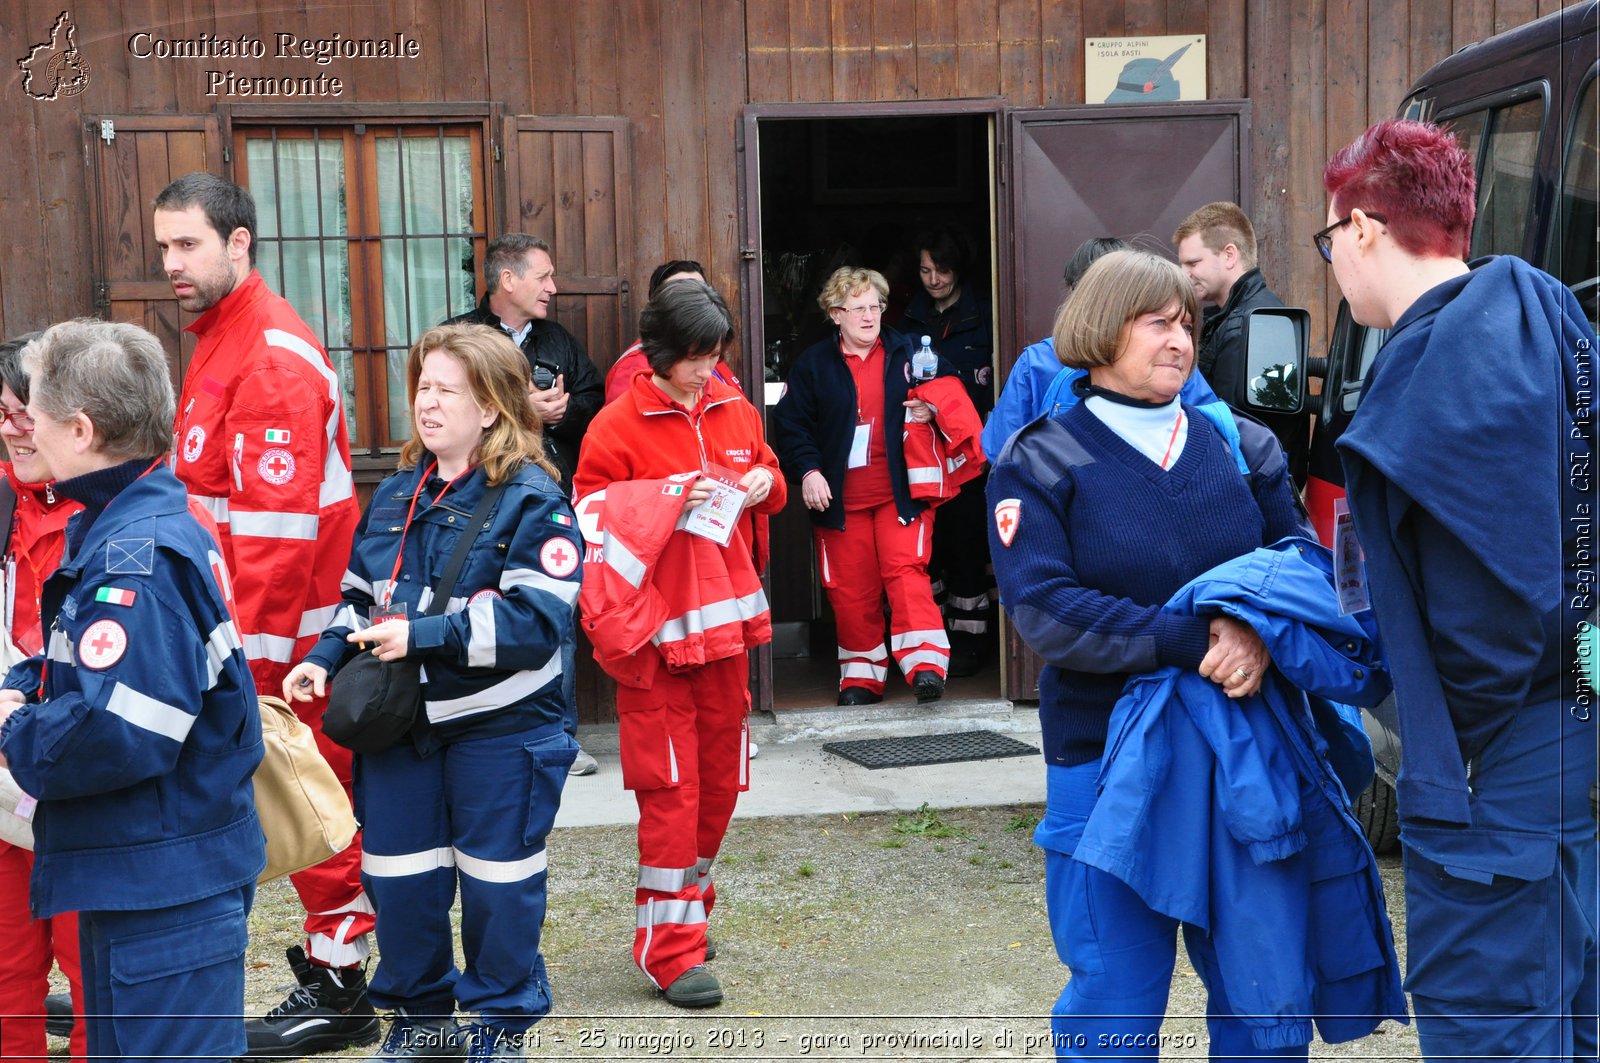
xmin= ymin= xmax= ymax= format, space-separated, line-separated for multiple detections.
xmin=548 ymin=512 xmax=574 ymax=527
xmin=95 ymin=587 xmax=137 ymax=607
xmin=264 ymin=429 xmax=291 ymax=443
xmin=661 ymin=483 xmax=685 ymax=496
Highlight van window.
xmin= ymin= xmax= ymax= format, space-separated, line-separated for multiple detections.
xmin=1551 ymin=75 xmax=1599 ymax=324
xmin=1470 ymin=97 xmax=1546 ymax=258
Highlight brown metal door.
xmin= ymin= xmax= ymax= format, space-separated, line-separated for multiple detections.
xmin=85 ymin=115 xmax=225 ymax=388
xmin=998 ymin=102 xmax=1251 ymax=700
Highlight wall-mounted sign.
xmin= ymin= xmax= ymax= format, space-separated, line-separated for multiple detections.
xmin=1086 ymin=35 xmax=1207 ymax=104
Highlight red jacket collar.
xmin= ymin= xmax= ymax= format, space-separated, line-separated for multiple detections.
xmin=185 ymin=270 xmax=268 ymax=338
xmin=628 ymin=369 xmax=741 ymax=415
xmin=0 ymin=461 xmax=69 ymax=511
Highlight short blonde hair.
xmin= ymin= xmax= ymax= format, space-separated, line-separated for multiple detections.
xmin=1172 ymin=201 xmax=1258 ymax=267
xmin=399 ymin=324 xmax=558 ymax=485
xmin=816 ymin=267 xmax=888 ymax=315
xmin=1052 ymin=251 xmax=1199 ymax=370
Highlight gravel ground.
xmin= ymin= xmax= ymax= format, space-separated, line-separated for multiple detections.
xmin=214 ymin=803 xmax=1420 ymax=1062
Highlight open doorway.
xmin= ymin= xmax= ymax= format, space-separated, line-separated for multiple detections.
xmin=746 ymin=108 xmax=1002 ymax=713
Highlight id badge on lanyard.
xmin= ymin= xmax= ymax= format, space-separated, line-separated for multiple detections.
xmin=1333 ymin=498 xmax=1371 ymax=616
xmin=849 ymin=419 xmax=873 ymax=469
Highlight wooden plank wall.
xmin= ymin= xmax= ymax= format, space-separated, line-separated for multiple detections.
xmin=0 ymin=0 xmax=1584 ymax=345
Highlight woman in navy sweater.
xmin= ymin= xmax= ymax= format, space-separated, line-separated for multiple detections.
xmin=987 ymin=250 xmax=1305 ymax=1059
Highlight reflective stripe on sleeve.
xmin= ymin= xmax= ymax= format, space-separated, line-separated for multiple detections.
xmin=298 ymin=604 xmax=341 ymax=638
xmin=501 ymin=567 xmax=581 ymax=605
xmin=204 ymin=620 xmax=244 ymax=688
xmin=107 ymin=682 xmax=196 ymax=743
xmin=243 ymin=631 xmax=297 ymax=664
xmin=465 ymin=597 xmax=497 ymax=668
xmin=652 ymin=589 xmax=769 ymax=646
xmin=601 ymin=531 xmax=648 ymax=589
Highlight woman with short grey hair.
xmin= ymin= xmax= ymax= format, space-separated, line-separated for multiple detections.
xmin=0 ymin=318 xmax=264 ymax=1062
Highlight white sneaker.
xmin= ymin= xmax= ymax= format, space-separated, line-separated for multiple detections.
xmin=569 ymin=748 xmax=598 ymax=776
xmin=748 ymin=740 xmax=760 ymax=760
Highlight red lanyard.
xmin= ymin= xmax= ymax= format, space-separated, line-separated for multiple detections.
xmin=1159 ymin=410 xmax=1186 ymax=470
xmin=383 ymin=463 xmax=473 ymax=607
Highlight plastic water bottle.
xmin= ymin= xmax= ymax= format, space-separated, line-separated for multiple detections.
xmin=912 ymin=335 xmax=937 ymax=383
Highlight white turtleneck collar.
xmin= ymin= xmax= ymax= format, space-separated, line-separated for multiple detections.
xmin=1084 ymin=393 xmax=1188 ymax=469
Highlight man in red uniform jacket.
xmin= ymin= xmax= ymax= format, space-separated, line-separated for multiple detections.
xmin=153 ymin=173 xmax=377 ymax=1058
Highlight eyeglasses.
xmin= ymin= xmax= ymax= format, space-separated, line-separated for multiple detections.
xmin=835 ymin=303 xmax=886 ymax=318
xmin=0 ymin=409 xmax=33 ymax=431
xmin=1313 ymin=212 xmax=1387 ymax=263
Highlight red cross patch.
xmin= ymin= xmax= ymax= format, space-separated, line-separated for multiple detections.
xmin=469 ymin=588 xmax=503 ymax=604
xmin=257 ymin=447 xmax=296 ymax=486
xmin=79 ymin=619 xmax=128 ymax=670
xmin=994 ymin=498 xmax=1021 ymax=548
xmin=539 ymin=538 xmax=579 ymax=578
xmin=182 ymin=425 xmax=206 ymax=464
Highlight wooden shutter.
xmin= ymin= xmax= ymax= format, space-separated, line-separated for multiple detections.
xmin=85 ymin=115 xmax=224 ymax=389
xmin=502 ymin=114 xmax=634 ymax=725
xmin=500 ymin=115 xmax=634 ymax=373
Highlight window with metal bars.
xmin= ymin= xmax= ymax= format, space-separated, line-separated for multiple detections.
xmin=233 ymin=122 xmax=488 ymax=456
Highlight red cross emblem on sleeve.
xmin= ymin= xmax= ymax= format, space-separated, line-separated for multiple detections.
xmin=539 ymin=538 xmax=579 ymax=578
xmin=79 ymin=619 xmax=128 ymax=669
xmin=994 ymin=498 xmax=1021 ymax=548
xmin=257 ymin=447 xmax=296 ymax=486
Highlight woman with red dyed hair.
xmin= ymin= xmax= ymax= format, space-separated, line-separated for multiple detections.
xmin=1321 ymin=118 xmax=1598 ymax=1060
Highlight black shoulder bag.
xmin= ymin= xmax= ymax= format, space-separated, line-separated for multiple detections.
xmin=322 ymin=481 xmax=506 ymax=754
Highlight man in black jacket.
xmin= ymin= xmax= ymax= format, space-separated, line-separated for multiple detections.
xmin=446 ymin=233 xmax=604 ymax=487
xmin=1173 ymin=202 xmax=1306 ymax=476
xmin=446 ymin=233 xmax=604 ymax=776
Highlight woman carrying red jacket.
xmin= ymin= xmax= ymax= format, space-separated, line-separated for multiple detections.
xmin=574 ymin=280 xmax=785 ymax=1010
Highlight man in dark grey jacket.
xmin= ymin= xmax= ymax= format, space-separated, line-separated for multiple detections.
xmin=1174 ymin=202 xmax=1305 ymax=475
xmin=446 ymin=233 xmax=604 ymax=776
xmin=446 ymin=233 xmax=604 ymax=488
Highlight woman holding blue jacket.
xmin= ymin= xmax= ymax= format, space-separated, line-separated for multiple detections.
xmin=285 ymin=323 xmax=582 ymax=1059
xmin=987 ymin=251 xmax=1308 ymax=1059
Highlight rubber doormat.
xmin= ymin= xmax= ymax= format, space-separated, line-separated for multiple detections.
xmin=823 ymin=730 xmax=1038 ymax=770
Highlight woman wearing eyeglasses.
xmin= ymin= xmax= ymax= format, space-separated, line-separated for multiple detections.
xmin=773 ymin=266 xmax=953 ymax=706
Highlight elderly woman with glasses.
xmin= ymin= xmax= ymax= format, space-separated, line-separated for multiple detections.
xmin=773 ymin=266 xmax=954 ymax=706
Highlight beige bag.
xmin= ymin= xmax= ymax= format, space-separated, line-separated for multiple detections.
xmin=254 ymin=695 xmax=358 ymax=884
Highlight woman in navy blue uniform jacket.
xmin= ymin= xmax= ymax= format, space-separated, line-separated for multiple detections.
xmin=987 ymin=252 xmax=1306 ymax=1059
xmin=0 ymin=319 xmax=264 ymax=1063
xmin=286 ymin=324 xmax=582 ymax=1059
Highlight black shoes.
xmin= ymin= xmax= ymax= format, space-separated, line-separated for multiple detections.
xmin=704 ymin=932 xmax=718 ymax=961
xmin=913 ymin=672 xmax=946 ymax=703
xmin=663 ymin=965 xmax=724 ymax=1008
xmin=243 ymin=946 xmax=380 ymax=1058
xmin=837 ymin=687 xmax=883 ymax=706
xmin=44 ymin=992 xmax=73 ymax=1038
xmin=370 ymin=1010 xmax=464 ymax=1060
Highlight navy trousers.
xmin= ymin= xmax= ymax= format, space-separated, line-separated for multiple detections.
xmin=1401 ymin=693 xmax=1598 ymax=1060
xmin=78 ymin=883 xmax=253 ymax=1062
xmin=1037 ymin=763 xmax=1309 ymax=1062
xmin=357 ymin=721 xmax=576 ymax=1033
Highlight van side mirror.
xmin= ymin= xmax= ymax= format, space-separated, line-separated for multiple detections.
xmin=1244 ymin=307 xmax=1309 ymax=415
